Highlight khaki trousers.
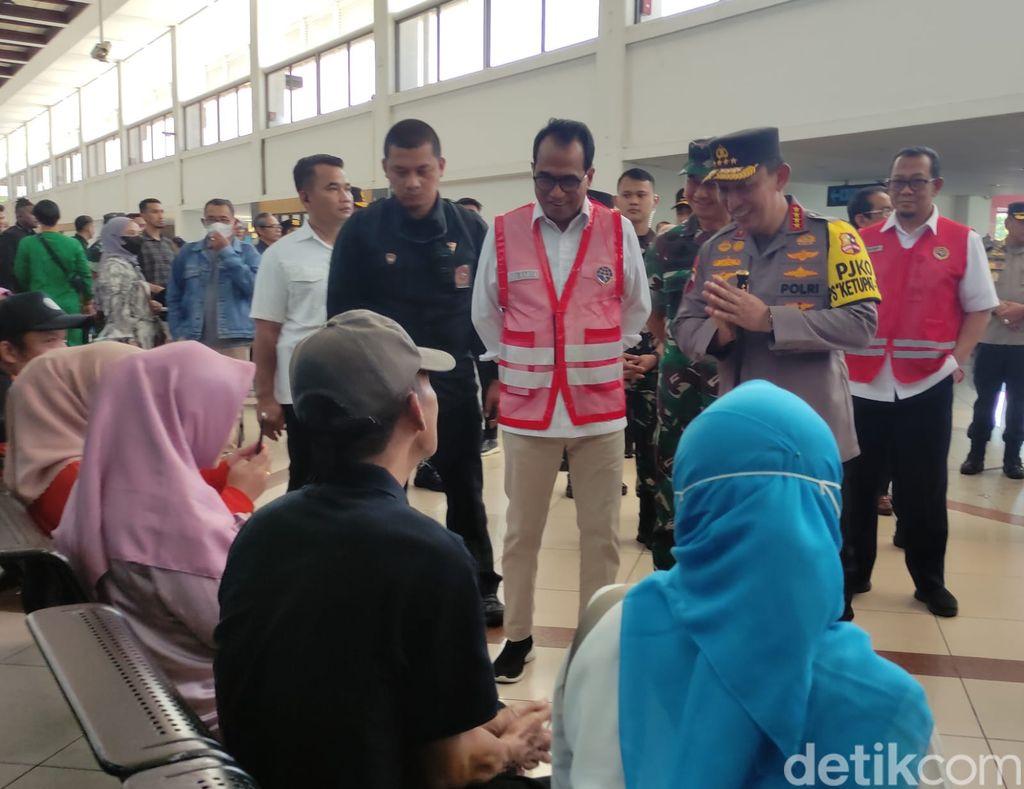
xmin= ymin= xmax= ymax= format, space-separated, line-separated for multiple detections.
xmin=501 ymin=429 xmax=624 ymax=641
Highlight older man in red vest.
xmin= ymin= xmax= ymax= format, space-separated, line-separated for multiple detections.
xmin=472 ymin=119 xmax=650 ymax=683
xmin=843 ymin=146 xmax=998 ymax=619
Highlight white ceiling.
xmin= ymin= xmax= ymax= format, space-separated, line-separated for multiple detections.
xmin=637 ymin=113 xmax=1024 ymax=198
xmin=0 ymin=0 xmax=210 ymax=133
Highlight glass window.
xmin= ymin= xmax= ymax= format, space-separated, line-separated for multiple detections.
xmin=11 ymin=171 xmax=27 ymax=199
xmin=128 ymin=125 xmax=143 ymax=165
xmin=319 ymin=44 xmax=350 ymax=114
xmin=348 ymin=35 xmax=374 ymax=105
xmin=397 ymin=8 xmax=437 ymax=91
xmin=638 ymin=0 xmax=719 ymax=23
xmin=7 ymin=128 xmax=26 ymax=173
xmin=51 ymin=93 xmax=80 ymax=155
xmin=438 ymin=0 xmax=483 ymax=80
xmin=26 ymin=113 xmax=49 ymax=166
xmin=219 ymin=89 xmax=239 ymax=141
xmin=258 ymin=0 xmax=372 ymax=67
xmin=30 ymin=163 xmax=52 ymax=193
xmin=544 ymin=0 xmax=599 ymax=51
xmin=269 ymin=58 xmax=318 ymax=127
xmin=267 ymin=66 xmax=293 ymax=127
xmin=202 ymin=97 xmax=219 ymax=146
xmin=122 ymin=34 xmax=173 ymax=124
xmin=81 ymin=69 xmax=119 ymax=142
xmin=0 ymin=137 xmax=6 ymax=179
xmin=185 ymin=103 xmax=201 ymax=150
xmin=238 ymin=84 xmax=253 ymax=136
xmin=176 ymin=0 xmax=250 ymax=101
xmin=104 ymin=136 xmax=121 ymax=173
xmin=153 ymin=115 xmax=175 ymax=160
xmin=56 ymin=151 xmax=82 ymax=186
xmin=489 ymin=0 xmax=541 ymax=67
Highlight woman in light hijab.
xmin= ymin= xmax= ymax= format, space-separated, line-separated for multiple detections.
xmin=56 ymin=342 xmax=271 ymax=733
xmin=4 ymin=342 xmax=141 ymax=534
xmin=552 ymin=381 xmax=935 ymax=788
xmin=95 ymin=216 xmax=163 ymax=348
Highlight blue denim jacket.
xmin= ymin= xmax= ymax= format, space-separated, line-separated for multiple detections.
xmin=167 ymin=239 xmax=261 ymax=342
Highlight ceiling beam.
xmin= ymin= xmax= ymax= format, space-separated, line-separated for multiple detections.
xmin=0 ymin=6 xmax=70 ymax=27
xmin=0 ymin=29 xmax=48 ymax=47
xmin=0 ymin=48 xmax=30 ymax=64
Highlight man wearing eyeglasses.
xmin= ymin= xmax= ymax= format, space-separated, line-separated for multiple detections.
xmin=253 ymin=212 xmax=282 ymax=255
xmin=472 ymin=118 xmax=651 ymax=683
xmin=843 ymin=146 xmax=998 ymax=619
xmin=848 ymin=186 xmax=893 ymax=231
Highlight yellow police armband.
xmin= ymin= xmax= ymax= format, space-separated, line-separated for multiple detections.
xmin=827 ymin=220 xmax=882 ymax=308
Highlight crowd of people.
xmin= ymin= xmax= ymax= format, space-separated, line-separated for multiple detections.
xmin=1 ymin=113 xmax=1020 ymax=787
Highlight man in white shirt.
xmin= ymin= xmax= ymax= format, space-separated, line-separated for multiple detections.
xmin=251 ymin=154 xmax=354 ymax=489
xmin=472 ymin=119 xmax=651 ymax=683
xmin=842 ymin=146 xmax=998 ymax=619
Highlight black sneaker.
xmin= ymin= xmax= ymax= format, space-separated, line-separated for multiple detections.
xmin=914 ymin=587 xmax=958 ymax=617
xmin=480 ymin=438 xmax=501 ymax=456
xmin=414 ymin=462 xmax=444 ymax=492
xmin=494 ymin=637 xmax=534 ymax=683
xmin=621 ymin=482 xmax=628 ymax=496
xmin=482 ymin=594 xmax=504 ymax=628
xmin=1004 ymin=457 xmax=1024 ymax=480
xmin=960 ymin=454 xmax=985 ymax=475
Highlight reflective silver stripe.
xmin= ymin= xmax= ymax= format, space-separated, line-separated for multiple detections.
xmin=499 ymin=367 xmax=553 ymax=388
xmin=892 ymin=339 xmax=956 ymax=349
xmin=870 ymin=338 xmax=889 ymax=345
xmin=499 ymin=343 xmax=555 ymax=366
xmin=567 ymin=363 xmax=623 ymax=386
xmin=564 ymin=341 xmax=622 ymax=363
xmin=892 ymin=350 xmax=947 ymax=359
xmin=851 ymin=348 xmax=886 ymax=356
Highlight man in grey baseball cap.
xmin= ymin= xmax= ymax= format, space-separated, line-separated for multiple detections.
xmin=216 ymin=308 xmax=552 ymax=789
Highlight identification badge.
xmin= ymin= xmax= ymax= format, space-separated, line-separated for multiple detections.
xmin=509 ymin=270 xmax=540 ymax=282
xmin=454 ymin=264 xmax=472 ymax=289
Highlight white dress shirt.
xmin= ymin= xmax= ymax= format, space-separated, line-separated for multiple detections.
xmin=472 ymin=199 xmax=651 ymax=438
xmin=849 ymin=207 xmax=998 ymax=402
xmin=249 ymin=223 xmax=334 ymax=404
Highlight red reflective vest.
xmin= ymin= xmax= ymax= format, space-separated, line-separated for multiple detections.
xmin=494 ymin=201 xmax=625 ymax=430
xmin=846 ymin=217 xmax=968 ymax=384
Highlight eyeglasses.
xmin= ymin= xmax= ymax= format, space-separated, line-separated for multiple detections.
xmin=256 ymin=224 xmax=282 ymax=230
xmin=885 ymin=178 xmax=937 ymax=193
xmin=533 ymin=174 xmax=584 ymax=193
xmin=863 ymin=208 xmax=893 ymax=218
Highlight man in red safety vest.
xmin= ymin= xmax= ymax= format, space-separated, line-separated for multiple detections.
xmin=843 ymin=146 xmax=998 ymax=619
xmin=472 ymin=119 xmax=651 ymax=684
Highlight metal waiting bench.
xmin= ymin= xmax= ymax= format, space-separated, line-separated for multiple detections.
xmin=27 ymin=603 xmax=256 ymax=785
xmin=0 ymin=492 xmax=88 ymax=611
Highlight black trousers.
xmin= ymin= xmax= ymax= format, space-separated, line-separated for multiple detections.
xmin=433 ymin=395 xmax=501 ymax=596
xmin=842 ymin=378 xmax=953 ymax=596
xmin=283 ymin=404 xmax=315 ymax=492
xmin=968 ymin=343 xmax=1024 ymax=451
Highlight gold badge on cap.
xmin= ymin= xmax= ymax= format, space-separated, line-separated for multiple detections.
xmin=385 ymin=252 xmax=397 ymax=264
xmin=934 ymin=246 xmax=950 ymax=261
xmin=715 ymin=145 xmax=730 ymax=165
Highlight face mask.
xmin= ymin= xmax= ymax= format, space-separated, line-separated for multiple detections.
xmin=120 ymin=236 xmax=143 ymax=255
xmin=206 ymin=222 xmax=234 ymax=240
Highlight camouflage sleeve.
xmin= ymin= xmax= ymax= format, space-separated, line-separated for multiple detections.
xmin=644 ymin=242 xmax=666 ymax=313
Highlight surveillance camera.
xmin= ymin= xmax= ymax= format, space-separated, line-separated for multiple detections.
xmin=90 ymin=41 xmax=111 ymax=62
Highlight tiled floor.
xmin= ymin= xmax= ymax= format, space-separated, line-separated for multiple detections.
xmin=3 ymin=382 xmax=1024 ymax=786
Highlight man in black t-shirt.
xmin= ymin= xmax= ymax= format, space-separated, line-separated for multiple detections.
xmin=215 ymin=310 xmax=550 ymax=789
xmin=326 ymin=119 xmax=503 ymax=626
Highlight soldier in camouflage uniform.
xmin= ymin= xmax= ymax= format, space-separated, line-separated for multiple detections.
xmin=645 ymin=140 xmax=731 ymax=568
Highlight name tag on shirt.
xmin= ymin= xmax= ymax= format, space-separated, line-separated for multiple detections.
xmin=509 ymin=270 xmax=541 ymax=282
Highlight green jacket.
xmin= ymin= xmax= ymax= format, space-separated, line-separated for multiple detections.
xmin=14 ymin=232 xmax=94 ymax=345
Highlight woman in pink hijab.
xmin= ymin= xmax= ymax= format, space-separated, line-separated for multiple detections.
xmin=56 ymin=341 xmax=270 ymax=733
xmin=4 ymin=342 xmax=141 ymax=534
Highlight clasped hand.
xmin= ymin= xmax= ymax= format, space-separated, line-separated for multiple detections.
xmin=703 ymin=279 xmax=772 ymax=342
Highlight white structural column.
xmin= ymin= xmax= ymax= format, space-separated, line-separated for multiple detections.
xmin=370 ymin=0 xmax=393 ymax=193
xmin=591 ymin=0 xmax=629 ymax=189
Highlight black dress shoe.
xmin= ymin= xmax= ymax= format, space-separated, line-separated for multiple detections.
xmin=914 ymin=587 xmax=958 ymax=617
xmin=960 ymin=454 xmax=985 ymax=475
xmin=1004 ymin=457 xmax=1024 ymax=480
xmin=850 ymin=578 xmax=872 ymax=595
xmin=414 ymin=462 xmax=444 ymax=492
xmin=481 ymin=594 xmax=504 ymax=628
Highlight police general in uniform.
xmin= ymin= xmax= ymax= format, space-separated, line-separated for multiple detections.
xmin=674 ymin=127 xmax=880 ymax=466
xmin=326 ymin=119 xmax=503 ymax=626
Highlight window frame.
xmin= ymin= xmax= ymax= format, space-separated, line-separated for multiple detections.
xmin=182 ymin=80 xmax=254 ymax=151
xmin=127 ymin=111 xmax=177 ymax=166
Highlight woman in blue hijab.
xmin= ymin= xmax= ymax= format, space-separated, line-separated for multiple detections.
xmin=553 ymin=380 xmax=934 ymax=788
